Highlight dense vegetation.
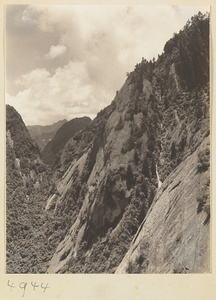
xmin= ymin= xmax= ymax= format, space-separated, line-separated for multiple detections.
xmin=42 ymin=117 xmax=92 ymax=165
xmin=6 ymin=105 xmax=49 ymax=273
xmin=6 ymin=105 xmax=40 ymax=163
xmin=6 ymin=12 xmax=210 ymax=274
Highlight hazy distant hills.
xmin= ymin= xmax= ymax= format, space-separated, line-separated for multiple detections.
xmin=27 ymin=119 xmax=68 ymax=151
xmin=6 ymin=13 xmax=210 ymax=274
xmin=42 ymin=117 xmax=92 ymax=165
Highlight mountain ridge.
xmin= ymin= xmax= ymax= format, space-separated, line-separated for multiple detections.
xmin=27 ymin=119 xmax=68 ymax=151
xmin=6 ymin=12 xmax=210 ymax=274
xmin=42 ymin=116 xmax=92 ymax=165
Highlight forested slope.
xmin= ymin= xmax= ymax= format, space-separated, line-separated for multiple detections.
xmin=6 ymin=12 xmax=210 ymax=274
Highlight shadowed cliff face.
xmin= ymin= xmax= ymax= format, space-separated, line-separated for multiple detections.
xmin=45 ymin=78 xmax=155 ymax=273
xmin=6 ymin=13 xmax=210 ymax=274
xmin=42 ymin=117 xmax=92 ymax=165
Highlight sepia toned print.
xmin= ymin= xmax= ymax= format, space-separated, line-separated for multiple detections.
xmin=6 ymin=5 xmax=210 ymax=274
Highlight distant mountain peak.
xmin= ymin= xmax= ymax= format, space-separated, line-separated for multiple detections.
xmin=42 ymin=116 xmax=92 ymax=165
xmin=27 ymin=119 xmax=68 ymax=151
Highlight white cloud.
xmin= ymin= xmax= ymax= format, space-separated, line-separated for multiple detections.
xmin=6 ymin=5 xmax=209 ymax=125
xmin=16 ymin=68 xmax=50 ymax=86
xmin=6 ymin=61 xmax=112 ymax=125
xmin=45 ymin=44 xmax=67 ymax=60
xmin=22 ymin=6 xmax=40 ymax=26
xmin=21 ymin=5 xmax=54 ymax=32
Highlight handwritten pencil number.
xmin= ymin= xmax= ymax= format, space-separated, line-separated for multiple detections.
xmin=41 ymin=282 xmax=50 ymax=293
xmin=7 ymin=280 xmax=15 ymax=291
xmin=19 ymin=282 xmax=27 ymax=297
xmin=7 ymin=280 xmax=50 ymax=296
xmin=31 ymin=281 xmax=39 ymax=291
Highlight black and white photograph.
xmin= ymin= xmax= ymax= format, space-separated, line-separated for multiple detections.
xmin=5 ymin=4 xmax=211 ymax=277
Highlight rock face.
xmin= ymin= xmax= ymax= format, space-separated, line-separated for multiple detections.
xmin=6 ymin=13 xmax=210 ymax=274
xmin=44 ymin=14 xmax=209 ymax=274
xmin=27 ymin=119 xmax=67 ymax=151
xmin=116 ymin=137 xmax=210 ymax=274
xmin=42 ymin=117 xmax=92 ymax=165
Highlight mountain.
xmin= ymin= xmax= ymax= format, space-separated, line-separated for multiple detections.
xmin=6 ymin=105 xmax=48 ymax=273
xmin=42 ymin=117 xmax=92 ymax=165
xmin=6 ymin=105 xmax=40 ymax=162
xmin=116 ymin=136 xmax=210 ymax=273
xmin=6 ymin=12 xmax=210 ymax=274
xmin=27 ymin=119 xmax=68 ymax=151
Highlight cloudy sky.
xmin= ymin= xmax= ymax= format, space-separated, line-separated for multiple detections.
xmin=6 ymin=5 xmax=209 ymax=126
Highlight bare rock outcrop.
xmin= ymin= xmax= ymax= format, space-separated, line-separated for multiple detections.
xmin=6 ymin=13 xmax=210 ymax=274
xmin=116 ymin=137 xmax=210 ymax=274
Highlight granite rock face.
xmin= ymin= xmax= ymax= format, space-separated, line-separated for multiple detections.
xmin=116 ymin=137 xmax=210 ymax=274
xmin=44 ymin=15 xmax=210 ymax=274
xmin=6 ymin=13 xmax=210 ymax=274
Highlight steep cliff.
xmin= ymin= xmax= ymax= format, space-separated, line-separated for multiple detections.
xmin=116 ymin=137 xmax=210 ymax=273
xmin=6 ymin=13 xmax=210 ymax=274
xmin=43 ymin=14 xmax=210 ymax=274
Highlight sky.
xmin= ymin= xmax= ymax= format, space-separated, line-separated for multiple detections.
xmin=6 ymin=5 xmax=209 ymax=126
